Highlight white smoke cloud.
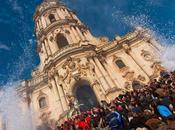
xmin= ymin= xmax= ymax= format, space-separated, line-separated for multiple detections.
xmin=0 ymin=83 xmax=33 ymax=130
xmin=112 ymin=10 xmax=175 ymax=72
xmin=0 ymin=43 xmax=10 ymax=51
xmin=8 ymin=0 xmax=22 ymax=13
xmin=160 ymin=44 xmax=175 ymax=71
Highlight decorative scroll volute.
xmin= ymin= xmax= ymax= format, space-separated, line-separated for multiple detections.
xmin=122 ymin=71 xmax=135 ymax=81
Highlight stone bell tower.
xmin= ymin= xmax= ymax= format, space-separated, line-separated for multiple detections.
xmin=34 ymin=0 xmax=96 ymax=70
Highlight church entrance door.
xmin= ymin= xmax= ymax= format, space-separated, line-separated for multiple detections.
xmin=74 ymin=80 xmax=99 ymax=112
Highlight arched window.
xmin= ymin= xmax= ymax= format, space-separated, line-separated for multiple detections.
xmin=115 ymin=59 xmax=126 ymax=69
xmin=49 ymin=14 xmax=56 ymax=23
xmin=39 ymin=97 xmax=47 ymax=109
xmin=56 ymin=34 xmax=69 ymax=48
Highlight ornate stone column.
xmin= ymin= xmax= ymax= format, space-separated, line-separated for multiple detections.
xmin=64 ymin=9 xmax=71 ymax=17
xmin=89 ymin=58 xmax=108 ymax=92
xmin=70 ymin=27 xmax=79 ymax=42
xmin=56 ymin=9 xmax=65 ymax=19
xmin=90 ymin=79 xmax=108 ymax=101
xmin=45 ymin=16 xmax=50 ymax=26
xmin=41 ymin=16 xmax=47 ymax=28
xmin=49 ymin=78 xmax=64 ymax=115
xmin=68 ymin=28 xmax=77 ymax=43
xmin=38 ymin=47 xmax=44 ymax=63
xmin=44 ymin=39 xmax=52 ymax=56
xmin=122 ymin=43 xmax=150 ymax=80
xmin=71 ymin=26 xmax=80 ymax=42
xmin=54 ymin=74 xmax=68 ymax=111
xmin=42 ymin=42 xmax=49 ymax=57
xmin=38 ymin=19 xmax=43 ymax=29
xmin=36 ymin=21 xmax=40 ymax=30
xmin=75 ymin=27 xmax=85 ymax=40
xmin=48 ymin=36 xmax=58 ymax=54
xmin=128 ymin=50 xmax=150 ymax=78
xmin=94 ymin=57 xmax=115 ymax=89
xmin=85 ymin=30 xmax=93 ymax=40
xmin=60 ymin=9 xmax=67 ymax=17
xmin=103 ymin=61 xmax=122 ymax=88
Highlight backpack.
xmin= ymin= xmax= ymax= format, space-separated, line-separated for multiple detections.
xmin=106 ymin=111 xmax=124 ymax=130
xmin=157 ymin=105 xmax=173 ymax=117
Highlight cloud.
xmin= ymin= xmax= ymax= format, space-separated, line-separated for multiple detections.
xmin=8 ymin=0 xmax=22 ymax=13
xmin=161 ymin=44 xmax=175 ymax=71
xmin=147 ymin=0 xmax=164 ymax=7
xmin=0 ymin=43 xmax=10 ymax=51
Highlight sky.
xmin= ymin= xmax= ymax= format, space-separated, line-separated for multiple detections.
xmin=0 ymin=0 xmax=175 ymax=86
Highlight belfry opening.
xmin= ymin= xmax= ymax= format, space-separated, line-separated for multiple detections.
xmin=73 ymin=80 xmax=99 ymax=112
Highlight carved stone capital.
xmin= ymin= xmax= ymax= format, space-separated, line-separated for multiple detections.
xmin=124 ymin=82 xmax=131 ymax=90
xmin=141 ymin=49 xmax=154 ymax=61
xmin=96 ymin=52 xmax=106 ymax=62
xmin=122 ymin=71 xmax=135 ymax=81
xmin=122 ymin=43 xmax=131 ymax=53
xmin=91 ymin=79 xmax=100 ymax=86
xmin=74 ymin=74 xmax=81 ymax=81
xmin=151 ymin=62 xmax=165 ymax=77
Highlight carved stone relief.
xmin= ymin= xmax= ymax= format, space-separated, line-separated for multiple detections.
xmin=137 ymin=75 xmax=146 ymax=82
xmin=122 ymin=71 xmax=135 ymax=81
xmin=61 ymin=57 xmax=96 ymax=84
xmin=150 ymin=62 xmax=165 ymax=79
xmin=124 ymin=82 xmax=131 ymax=91
xmin=141 ymin=49 xmax=154 ymax=61
xmin=122 ymin=43 xmax=131 ymax=53
xmin=48 ymin=67 xmax=57 ymax=79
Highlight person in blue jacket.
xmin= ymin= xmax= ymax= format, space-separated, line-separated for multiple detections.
xmin=106 ymin=106 xmax=124 ymax=130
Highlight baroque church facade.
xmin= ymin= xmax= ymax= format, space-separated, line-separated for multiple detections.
xmin=17 ymin=0 xmax=164 ymax=128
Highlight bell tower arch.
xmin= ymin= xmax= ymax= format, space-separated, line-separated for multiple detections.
xmin=56 ymin=33 xmax=69 ymax=49
xmin=34 ymin=0 xmax=95 ymax=69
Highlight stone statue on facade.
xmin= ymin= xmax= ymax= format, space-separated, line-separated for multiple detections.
xmin=67 ymin=96 xmax=81 ymax=117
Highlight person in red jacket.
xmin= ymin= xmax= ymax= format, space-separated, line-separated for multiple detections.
xmin=85 ymin=114 xmax=91 ymax=127
xmin=78 ymin=116 xmax=91 ymax=130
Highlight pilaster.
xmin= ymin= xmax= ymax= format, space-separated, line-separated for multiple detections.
xmin=44 ymin=39 xmax=52 ymax=56
xmin=54 ymin=74 xmax=69 ymax=111
xmin=89 ymin=58 xmax=108 ymax=92
xmin=94 ymin=57 xmax=114 ymax=89
xmin=49 ymin=77 xmax=63 ymax=115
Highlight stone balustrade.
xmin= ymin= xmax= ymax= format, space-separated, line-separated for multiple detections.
xmin=28 ymin=74 xmax=48 ymax=87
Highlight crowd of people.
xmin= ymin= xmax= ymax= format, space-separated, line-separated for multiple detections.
xmin=56 ymin=71 xmax=175 ymax=130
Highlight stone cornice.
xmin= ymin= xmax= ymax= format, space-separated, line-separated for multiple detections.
xmin=97 ymin=29 xmax=148 ymax=56
xmin=44 ymin=43 xmax=96 ymax=71
xmin=42 ymin=30 xmax=148 ymax=72
xmin=37 ymin=19 xmax=79 ymax=39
